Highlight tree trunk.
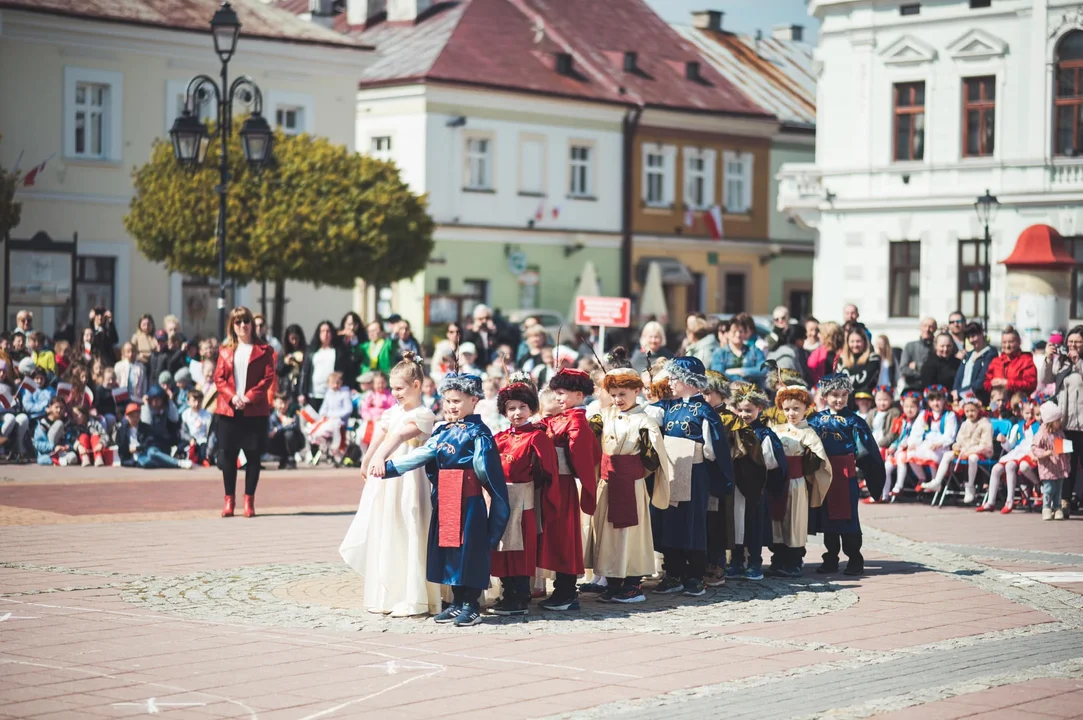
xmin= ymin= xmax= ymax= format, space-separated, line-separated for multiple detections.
xmin=272 ymin=278 xmax=286 ymax=340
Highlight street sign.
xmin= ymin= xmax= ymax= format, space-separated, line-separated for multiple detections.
xmin=575 ymin=296 xmax=631 ymax=328
xmin=507 ymin=251 xmax=529 ymax=275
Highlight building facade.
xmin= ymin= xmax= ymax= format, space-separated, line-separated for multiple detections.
xmin=779 ymin=0 xmax=1083 ymax=344
xmin=0 ymin=1 xmax=367 ymax=340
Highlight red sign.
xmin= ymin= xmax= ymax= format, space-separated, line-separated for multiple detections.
xmin=575 ymin=296 xmax=631 ymax=328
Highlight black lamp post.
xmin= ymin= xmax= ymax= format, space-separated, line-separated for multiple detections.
xmin=973 ymin=189 xmax=1000 ymax=331
xmin=169 ymin=1 xmax=274 ymax=340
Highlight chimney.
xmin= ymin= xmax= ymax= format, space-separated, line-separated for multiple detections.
xmin=387 ymin=0 xmax=433 ymax=21
xmin=691 ymin=10 xmax=723 ymax=32
xmin=347 ymin=0 xmax=385 ymax=26
xmin=772 ymin=24 xmax=804 ymax=42
xmin=307 ymin=0 xmax=335 ymax=27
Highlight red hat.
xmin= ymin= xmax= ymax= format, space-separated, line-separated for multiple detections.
xmin=548 ymin=368 xmax=593 ymax=395
xmin=125 ymin=403 xmax=141 ymax=415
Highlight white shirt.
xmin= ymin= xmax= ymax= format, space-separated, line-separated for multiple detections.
xmin=233 ymin=342 xmax=253 ymax=397
xmin=311 ymin=347 xmax=337 ymax=399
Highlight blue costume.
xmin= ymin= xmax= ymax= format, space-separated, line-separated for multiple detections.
xmin=746 ymin=419 xmax=786 ymax=563
xmin=384 ymin=413 xmax=510 ymax=592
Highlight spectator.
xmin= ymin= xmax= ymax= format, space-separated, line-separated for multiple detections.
xmin=25 ymin=331 xmax=56 ymax=377
xmin=130 ymin=314 xmax=157 ymax=364
xmin=67 ymin=405 xmax=107 ymax=467
xmin=394 ymin=319 xmax=421 ymax=360
xmin=984 ymin=327 xmax=1037 ymax=397
xmin=311 ymin=370 xmax=355 ymax=464
xmin=805 ymin=316 xmax=821 ymax=352
xmin=767 ymin=324 xmax=809 ymax=383
xmin=837 ymin=327 xmax=881 ymax=398
xmin=93 ymin=366 xmax=121 ymax=430
xmin=116 ymin=402 xmax=142 ymax=467
xmin=685 ymin=316 xmax=719 ymax=364
xmin=180 ymin=388 xmax=212 ymax=465
xmin=947 ymin=310 xmax=968 ymax=358
xmin=77 ymin=327 xmax=95 ymax=365
xmin=268 ymin=392 xmax=303 ymax=469
xmin=174 ymin=367 xmax=193 ymax=410
xmin=359 ymin=371 xmax=394 ymax=425
xmin=631 ymin=320 xmax=674 ymax=372
xmin=709 ymin=317 xmax=766 ymax=384
xmin=873 ymin=335 xmax=899 ymax=390
xmin=842 ymin=303 xmax=860 ymax=326
xmin=19 ymin=366 xmax=54 ymax=421
xmin=253 ymin=314 xmax=282 ymax=356
xmin=189 ymin=339 xmax=218 ymax=385
xmin=808 ymin=321 xmax=843 ymax=386
xmin=62 ymin=364 xmax=94 ymax=414
xmin=954 ymin=322 xmax=998 ymax=404
xmin=300 ymin=320 xmax=348 ymax=411
xmin=457 ymin=342 xmax=484 ymax=376
xmin=89 ymin=307 xmax=119 ymax=362
xmin=114 ymin=342 xmax=148 ymax=404
xmin=900 ymin=317 xmax=938 ymax=391
xmin=339 ymin=311 xmax=365 ymax=386
xmin=276 ymin=324 xmax=307 ymax=401
xmin=1040 ymin=324 xmax=1083 ymax=517
xmin=0 ymin=360 xmax=30 ymax=460
xmin=136 ymin=385 xmax=192 ymax=469
xmin=431 ymin=322 xmax=462 ymax=381
xmin=517 ymin=325 xmax=548 ymax=373
xmin=33 ymin=397 xmax=70 ymax=466
xmin=10 ymin=332 xmax=27 ymax=363
xmin=163 ymin=314 xmax=184 ymax=344
xmin=15 ymin=310 xmax=33 ymax=335
xmin=763 ymin=305 xmax=791 ymax=353
xmin=360 ymin=320 xmax=395 ymax=376
xmin=921 ymin=333 xmax=962 ymax=391
xmin=463 ymin=304 xmax=498 ymax=367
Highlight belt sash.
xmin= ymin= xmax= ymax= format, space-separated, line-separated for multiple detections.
xmin=601 ymin=453 xmax=644 ymax=528
xmin=437 ymin=468 xmax=482 ymax=548
xmin=824 ymin=454 xmax=854 ymax=521
xmin=496 ymin=481 xmax=535 ymax=552
xmin=555 ymin=447 xmax=573 ymax=476
xmin=664 ymin=436 xmax=705 ymax=504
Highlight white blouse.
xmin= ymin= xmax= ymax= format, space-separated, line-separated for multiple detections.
xmin=233 ymin=342 xmax=253 ymax=397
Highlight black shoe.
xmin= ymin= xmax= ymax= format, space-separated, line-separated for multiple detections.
xmin=843 ymin=562 xmax=864 ymax=576
xmin=611 ymin=585 xmax=646 ymax=604
xmin=597 ymin=586 xmax=618 ymax=603
xmin=490 ymin=597 xmax=529 ymax=616
xmin=578 ymin=582 xmax=606 ymax=594
xmin=653 ymin=575 xmax=684 ymax=594
xmin=682 ymin=578 xmax=706 ymax=597
xmin=539 ymin=592 xmax=579 ymax=611
xmin=816 ymin=561 xmax=839 ymax=574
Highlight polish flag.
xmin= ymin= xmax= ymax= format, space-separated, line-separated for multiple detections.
xmin=0 ymin=386 xmax=13 ymax=410
xmin=683 ymin=207 xmax=695 ymax=228
xmin=551 ymin=203 xmax=562 ymax=220
xmin=704 ymin=205 xmax=724 ymax=240
xmin=534 ymin=199 xmax=545 ymax=222
xmin=22 ymin=154 xmax=54 ymax=187
xmin=84 ymin=387 xmax=95 ymax=406
xmin=19 ymin=376 xmax=39 ymax=393
xmin=111 ymin=387 xmax=129 ymax=404
xmin=1054 ymin=438 xmax=1075 ymax=455
xmin=298 ymin=405 xmax=320 ymax=425
xmin=56 ymin=382 xmax=73 ymax=400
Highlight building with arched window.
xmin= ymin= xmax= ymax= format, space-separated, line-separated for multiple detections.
xmin=778 ymin=0 xmax=1083 ymax=345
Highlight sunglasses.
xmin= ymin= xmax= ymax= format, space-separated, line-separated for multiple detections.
xmin=234 ymin=319 xmax=251 ymax=326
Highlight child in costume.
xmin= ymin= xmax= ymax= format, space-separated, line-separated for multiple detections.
xmin=729 ymin=381 xmax=785 ymax=581
xmin=950 ymin=397 xmax=995 ymax=505
xmin=884 ymin=391 xmax=923 ymax=499
xmin=648 ymin=357 xmax=733 ymax=597
xmin=761 ymin=367 xmax=812 ymax=428
xmin=490 ymin=376 xmax=558 ymax=616
xmin=912 ymin=385 xmax=959 ymax=494
xmin=538 ymin=367 xmax=600 ymax=612
xmin=704 ymin=370 xmax=765 ymax=584
xmin=866 ymin=385 xmax=901 ymax=456
xmin=981 ymin=394 xmax=1041 ymax=514
xmin=342 ymin=352 xmax=441 ymax=617
xmin=770 ymin=384 xmax=831 ymax=577
xmin=808 ymin=374 xmax=884 ymax=576
xmin=1031 ymin=401 xmax=1070 ymax=521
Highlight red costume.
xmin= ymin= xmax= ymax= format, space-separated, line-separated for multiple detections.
xmin=539 ymin=407 xmax=600 ymax=575
xmin=983 ymin=351 xmax=1037 ymax=396
xmin=490 ymin=423 xmax=558 ymax=578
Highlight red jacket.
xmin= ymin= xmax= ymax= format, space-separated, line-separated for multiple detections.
xmin=214 ymin=343 xmax=276 ymax=417
xmin=983 ymin=351 xmax=1037 ymax=396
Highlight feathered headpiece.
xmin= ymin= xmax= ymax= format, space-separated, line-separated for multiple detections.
xmin=439 ymin=373 xmax=484 ymax=399
xmin=705 ymin=369 xmax=732 ymax=400
xmin=818 ymin=372 xmax=853 ymax=396
xmin=498 ymin=381 xmax=539 ymax=414
xmin=762 ymin=359 xmax=809 ymax=391
xmin=664 ymin=356 xmax=709 ymax=391
xmin=731 ymin=380 xmax=770 ymax=408
xmin=923 ymin=384 xmax=948 ymax=400
xmin=602 ymin=367 xmax=643 ymax=392
xmin=549 ymin=368 xmax=594 ymax=395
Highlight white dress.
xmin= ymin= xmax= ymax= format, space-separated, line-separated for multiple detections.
xmin=339 ymin=404 xmax=441 ymax=616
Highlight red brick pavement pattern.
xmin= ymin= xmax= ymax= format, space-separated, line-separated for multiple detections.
xmin=875 ymin=678 xmax=1083 ymax=719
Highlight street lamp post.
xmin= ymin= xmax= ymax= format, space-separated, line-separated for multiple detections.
xmin=974 ymin=188 xmax=1000 ymax=332
xmin=168 ymin=1 xmax=274 ymax=340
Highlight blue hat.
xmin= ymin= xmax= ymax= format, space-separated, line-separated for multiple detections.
xmin=146 ymin=385 xmax=166 ymax=400
xmin=439 ymin=373 xmax=484 ymax=398
xmin=818 ymin=373 xmax=853 ymax=395
xmin=664 ymin=356 xmax=708 ymax=391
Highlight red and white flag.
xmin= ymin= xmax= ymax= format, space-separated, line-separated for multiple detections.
xmin=84 ymin=387 xmax=95 ymax=407
xmin=111 ymin=387 xmax=130 ymax=404
xmin=534 ymin=199 xmax=545 ymax=222
xmin=0 ymin=387 xmax=13 ymax=410
xmin=551 ymin=203 xmax=562 ymax=220
xmin=1054 ymin=438 xmax=1075 ymax=455
xmin=704 ymin=205 xmax=724 ymax=240
xmin=22 ymin=154 xmax=54 ymax=187
xmin=18 ymin=376 xmax=39 ymax=394
xmin=298 ymin=405 xmax=320 ymax=425
xmin=56 ymin=382 xmax=73 ymax=400
xmin=683 ymin=207 xmax=695 ymax=228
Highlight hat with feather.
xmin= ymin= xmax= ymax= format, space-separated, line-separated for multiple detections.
xmin=705 ymin=370 xmax=732 ymax=400
xmin=730 ymin=380 xmax=770 ymax=408
xmin=498 ymin=378 xmax=539 ymax=414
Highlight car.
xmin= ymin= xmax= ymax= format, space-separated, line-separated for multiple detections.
xmin=506 ymin=309 xmax=566 ymax=339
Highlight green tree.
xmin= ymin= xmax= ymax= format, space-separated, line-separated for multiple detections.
xmin=124 ymin=126 xmax=434 ymax=333
xmin=0 ymin=134 xmax=22 ymax=241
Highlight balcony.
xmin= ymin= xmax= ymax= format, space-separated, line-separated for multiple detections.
xmin=1050 ymin=160 xmax=1083 ymax=188
xmin=776 ymin=163 xmax=824 ymax=229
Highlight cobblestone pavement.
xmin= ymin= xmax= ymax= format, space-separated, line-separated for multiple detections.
xmin=0 ymin=467 xmax=1081 ymax=719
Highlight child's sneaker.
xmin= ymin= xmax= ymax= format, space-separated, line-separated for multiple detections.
xmin=578 ymin=581 xmax=606 ymax=594
xmin=723 ymin=564 xmax=744 ymax=580
xmin=1054 ymin=508 xmax=1066 ymax=520
xmin=611 ymin=585 xmax=646 ymax=604
xmin=538 ymin=592 xmax=579 ymax=611
xmin=652 ymin=575 xmax=684 ymax=594
xmin=705 ymin=571 xmax=727 ymax=587
xmin=433 ymin=604 xmax=462 ymax=624
xmin=490 ymin=597 xmax=529 ymax=616
xmin=453 ymin=603 xmax=483 ymax=627
xmin=682 ymin=578 xmax=706 ymax=597
xmin=743 ymin=566 xmax=764 ymax=581
xmin=1043 ymin=507 xmax=1054 ymax=521
xmin=778 ymin=566 xmax=803 ymax=578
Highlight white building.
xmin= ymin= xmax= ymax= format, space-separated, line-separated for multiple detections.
xmin=778 ymin=0 xmax=1083 ymax=343
xmin=0 ymin=0 xmax=369 ymax=340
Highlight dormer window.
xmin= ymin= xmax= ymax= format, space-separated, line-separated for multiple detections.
xmin=686 ymin=61 xmax=702 ymax=81
xmin=556 ymin=53 xmax=573 ymax=76
xmin=624 ymin=51 xmax=638 ymax=72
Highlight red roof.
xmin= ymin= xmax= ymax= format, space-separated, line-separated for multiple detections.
xmin=1001 ymin=224 xmax=1077 ymax=270
xmin=283 ymin=0 xmax=773 ymax=116
xmin=0 ymin=0 xmax=368 ymax=49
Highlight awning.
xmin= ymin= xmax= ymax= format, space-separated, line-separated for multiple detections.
xmin=636 ymin=257 xmax=694 ymax=286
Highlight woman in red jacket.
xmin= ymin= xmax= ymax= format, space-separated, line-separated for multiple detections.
xmin=214 ymin=306 xmax=276 ymax=518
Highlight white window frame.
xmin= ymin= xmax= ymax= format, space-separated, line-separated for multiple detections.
xmin=642 ymin=144 xmax=676 ymax=208
xmin=722 ymin=150 xmax=754 ymax=214
xmin=369 ymin=134 xmax=393 ymax=161
xmin=165 ymin=79 xmax=216 ymax=135
xmin=266 ymin=90 xmax=316 ymax=136
xmin=518 ymin=133 xmax=546 ymax=195
xmin=464 ymin=132 xmax=494 ymax=190
xmin=63 ymin=67 xmax=123 ymax=162
xmin=568 ymin=141 xmax=594 ymax=197
xmin=683 ymin=147 xmax=716 ymax=210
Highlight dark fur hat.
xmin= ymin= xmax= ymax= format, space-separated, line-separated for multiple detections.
xmin=548 ymin=368 xmax=594 ymax=395
xmin=498 ymin=382 xmax=539 ymax=415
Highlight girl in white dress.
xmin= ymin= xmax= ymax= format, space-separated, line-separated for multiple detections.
xmin=339 ymin=352 xmax=441 ymax=617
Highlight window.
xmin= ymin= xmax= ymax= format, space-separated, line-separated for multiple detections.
xmin=722 ymin=151 xmax=753 ymax=213
xmin=64 ymin=67 xmax=122 ymax=161
xmin=645 ymin=150 xmax=666 ymax=206
xmin=436 ymin=277 xmax=451 ymax=293
xmin=569 ymin=144 xmax=592 ymax=197
xmin=957 ymin=239 xmax=990 ymax=320
xmin=970 ymin=0 xmax=991 ymax=8
xmin=893 ymin=82 xmax=926 ymax=161
xmin=519 ymin=136 xmax=545 ymax=194
xmin=962 ymin=77 xmax=996 ymax=157
xmin=642 ymin=144 xmax=675 ymax=207
xmin=1066 ymin=237 xmax=1083 ymax=318
xmin=275 ymin=106 xmax=305 ymax=136
xmin=789 ymin=288 xmax=812 ymax=321
xmin=462 ymin=278 xmax=490 ymax=317
xmin=900 ymin=3 xmax=920 ymax=15
xmin=723 ymin=273 xmax=746 ymax=314
xmin=889 ymin=241 xmax=921 ymax=317
xmin=75 ymin=256 xmax=116 ymax=327
xmin=1054 ymin=31 xmax=1083 ymax=156
xmin=683 ymin=148 xmax=716 ymax=210
xmin=465 ymin=137 xmax=492 ymax=190
xmin=369 ymin=135 xmax=393 ymax=162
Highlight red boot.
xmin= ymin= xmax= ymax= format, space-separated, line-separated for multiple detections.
xmin=222 ymin=495 xmax=235 ymax=517
xmin=243 ymin=494 xmax=256 ymax=518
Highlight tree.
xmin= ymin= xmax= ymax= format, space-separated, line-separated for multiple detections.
xmin=124 ymin=126 xmax=435 ymax=334
xmin=0 ymin=134 xmax=22 ymax=241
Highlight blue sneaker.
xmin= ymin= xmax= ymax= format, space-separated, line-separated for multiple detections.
xmin=433 ymin=603 xmax=462 ymax=623
xmin=743 ymin=566 xmax=764 ymax=581
xmin=453 ymin=603 xmax=483 ymax=627
xmin=724 ymin=564 xmax=744 ymax=580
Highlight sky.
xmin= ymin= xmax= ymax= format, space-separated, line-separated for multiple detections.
xmin=645 ymin=0 xmax=819 ymax=42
